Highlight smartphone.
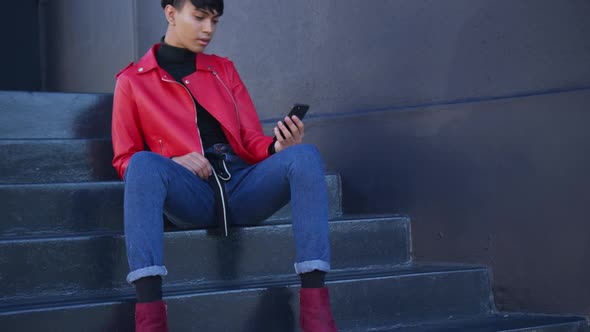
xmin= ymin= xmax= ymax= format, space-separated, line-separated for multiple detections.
xmin=277 ymin=104 xmax=309 ymax=139
xmin=287 ymin=103 xmax=309 ymax=120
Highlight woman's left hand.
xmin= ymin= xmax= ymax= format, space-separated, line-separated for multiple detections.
xmin=274 ymin=115 xmax=304 ymax=153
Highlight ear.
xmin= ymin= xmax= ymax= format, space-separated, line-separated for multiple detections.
xmin=164 ymin=5 xmax=177 ymax=26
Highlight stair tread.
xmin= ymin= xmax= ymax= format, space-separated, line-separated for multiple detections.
xmin=0 ymin=139 xmax=117 ymax=183
xmin=0 ymin=173 xmax=342 ymax=239
xmin=0 ymin=91 xmax=112 ymax=140
xmin=0 ymin=139 xmax=341 ymax=184
xmin=0 ymin=263 xmax=486 ymax=312
xmin=0 ymin=213 xmax=403 ymax=241
xmin=357 ymin=313 xmax=589 ymax=332
xmin=1 ymin=216 xmax=412 ymax=306
xmin=0 ymin=263 xmax=494 ymax=332
xmin=0 ymin=171 xmax=339 ymax=187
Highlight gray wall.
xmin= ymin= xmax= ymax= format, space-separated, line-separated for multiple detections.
xmin=287 ymin=87 xmax=590 ymax=316
xmin=42 ymin=1 xmax=590 ymax=118
xmin=199 ymin=0 xmax=590 ymax=119
xmin=35 ymin=0 xmax=590 ymax=316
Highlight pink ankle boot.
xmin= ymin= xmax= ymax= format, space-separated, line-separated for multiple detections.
xmin=299 ymin=288 xmax=338 ymax=332
xmin=135 ymin=300 xmax=169 ymax=332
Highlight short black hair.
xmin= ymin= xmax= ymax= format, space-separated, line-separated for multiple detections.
xmin=161 ymin=0 xmax=224 ymax=16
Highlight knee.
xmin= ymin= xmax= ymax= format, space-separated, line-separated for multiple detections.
xmin=125 ymin=151 xmax=167 ymax=180
xmin=285 ymin=144 xmax=324 ymax=167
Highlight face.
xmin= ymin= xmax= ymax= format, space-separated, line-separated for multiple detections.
xmin=165 ymin=1 xmax=220 ymax=53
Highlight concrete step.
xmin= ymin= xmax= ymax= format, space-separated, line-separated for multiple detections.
xmin=358 ymin=313 xmax=589 ymax=332
xmin=1 ymin=216 xmax=410 ymax=307
xmin=0 ymin=139 xmax=117 ymax=184
xmin=0 ymin=264 xmax=494 ymax=332
xmin=0 ymin=174 xmax=342 ymax=239
xmin=0 ymin=91 xmax=112 ymax=139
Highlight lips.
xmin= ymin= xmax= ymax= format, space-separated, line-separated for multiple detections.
xmin=197 ymin=39 xmax=210 ymax=46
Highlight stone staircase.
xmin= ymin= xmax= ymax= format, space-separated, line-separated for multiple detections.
xmin=0 ymin=91 xmax=587 ymax=331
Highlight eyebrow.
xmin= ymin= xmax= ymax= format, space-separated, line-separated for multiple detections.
xmin=196 ymin=8 xmax=220 ymax=17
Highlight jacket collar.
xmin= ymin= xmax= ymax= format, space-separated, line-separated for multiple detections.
xmin=135 ymin=43 xmax=218 ymax=75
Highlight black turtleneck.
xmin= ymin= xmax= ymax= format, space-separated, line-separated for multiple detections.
xmin=156 ymin=39 xmax=228 ymax=150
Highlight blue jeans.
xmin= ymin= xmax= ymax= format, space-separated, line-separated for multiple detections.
xmin=123 ymin=144 xmax=331 ymax=284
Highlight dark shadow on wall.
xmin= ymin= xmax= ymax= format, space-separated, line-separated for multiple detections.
xmin=0 ymin=0 xmax=42 ymax=91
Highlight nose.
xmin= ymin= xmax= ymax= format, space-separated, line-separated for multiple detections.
xmin=202 ymin=19 xmax=213 ymax=34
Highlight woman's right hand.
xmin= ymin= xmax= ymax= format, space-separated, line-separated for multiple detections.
xmin=172 ymin=152 xmax=213 ymax=179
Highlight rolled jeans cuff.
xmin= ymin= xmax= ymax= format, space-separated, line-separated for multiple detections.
xmin=294 ymin=260 xmax=331 ymax=274
xmin=127 ymin=265 xmax=168 ymax=284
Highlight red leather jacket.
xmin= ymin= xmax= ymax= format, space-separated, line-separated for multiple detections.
xmin=112 ymin=44 xmax=274 ymax=179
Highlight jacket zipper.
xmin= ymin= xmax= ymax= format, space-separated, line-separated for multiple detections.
xmin=158 ymin=139 xmax=164 ymax=154
xmin=211 ymin=171 xmax=229 ymax=237
xmin=212 ymin=70 xmax=241 ymax=131
xmin=162 ymin=74 xmax=228 ymax=237
xmin=161 ymin=76 xmax=205 ymax=155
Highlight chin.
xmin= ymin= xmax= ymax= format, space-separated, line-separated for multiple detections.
xmin=190 ymin=45 xmax=206 ymax=53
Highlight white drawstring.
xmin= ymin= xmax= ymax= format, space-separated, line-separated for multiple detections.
xmin=218 ymin=160 xmax=232 ymax=181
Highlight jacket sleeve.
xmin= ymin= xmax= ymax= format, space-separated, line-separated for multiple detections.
xmin=111 ymin=76 xmax=144 ymax=179
xmin=225 ymin=60 xmax=274 ymax=162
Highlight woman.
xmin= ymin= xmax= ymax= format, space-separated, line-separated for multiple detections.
xmin=111 ymin=0 xmax=338 ymax=331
